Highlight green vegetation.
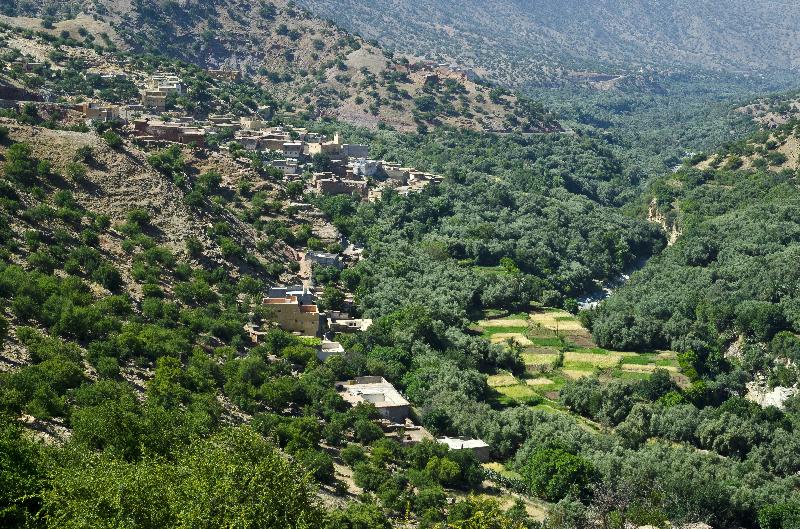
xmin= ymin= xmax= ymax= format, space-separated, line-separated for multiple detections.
xmin=2 ymin=3 xmax=800 ymax=528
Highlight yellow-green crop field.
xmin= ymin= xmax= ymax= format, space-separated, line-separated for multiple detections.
xmin=480 ymin=308 xmax=683 ymax=406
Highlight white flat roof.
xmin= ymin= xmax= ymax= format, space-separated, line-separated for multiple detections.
xmin=337 ymin=377 xmax=409 ymax=408
xmin=437 ymin=437 xmax=489 ymax=450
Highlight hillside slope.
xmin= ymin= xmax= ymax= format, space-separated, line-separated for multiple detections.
xmin=295 ymin=0 xmax=800 ymax=88
xmin=0 ymin=0 xmax=558 ymax=133
xmin=586 ymin=119 xmax=800 ymax=362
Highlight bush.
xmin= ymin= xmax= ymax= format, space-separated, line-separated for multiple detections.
xmin=186 ymin=237 xmax=203 ymax=258
xmin=102 ymin=131 xmax=123 ymax=149
xmin=522 ymin=448 xmax=595 ymax=502
xmin=66 ymin=162 xmax=87 ymax=181
xmin=340 ymin=443 xmax=367 ymax=466
xmin=92 ymin=263 xmax=123 ymax=292
xmin=296 ymin=449 xmax=335 ymax=483
xmin=73 ymin=146 xmax=94 ymax=163
xmin=4 ymin=143 xmax=41 ymax=184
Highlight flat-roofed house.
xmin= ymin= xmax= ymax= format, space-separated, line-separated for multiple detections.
xmin=342 ymin=143 xmax=369 ymax=159
xmin=437 ymin=437 xmax=491 ymax=462
xmin=317 ymin=340 xmax=345 ymax=361
xmin=305 ymin=251 xmax=342 ymax=269
xmin=141 ymin=90 xmax=167 ymax=111
xmin=263 ymin=294 xmax=322 ymax=337
xmin=328 ymin=316 xmax=372 ymax=334
xmin=282 ymin=142 xmax=304 ymax=159
xmin=350 ymin=159 xmax=381 ymax=177
xmin=381 ymin=163 xmax=410 ymax=184
xmin=336 ymin=377 xmax=410 ymax=422
xmin=74 ymin=102 xmax=119 ymax=122
xmin=269 ymin=159 xmax=299 ymax=176
xmin=240 ymin=116 xmax=265 ymax=130
xmin=313 ymin=172 xmax=368 ymax=197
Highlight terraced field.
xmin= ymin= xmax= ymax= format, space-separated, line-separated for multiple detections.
xmin=477 ymin=308 xmax=684 ymax=406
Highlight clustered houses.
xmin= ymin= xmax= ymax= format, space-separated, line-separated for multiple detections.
xmin=335 ymin=376 xmax=492 ymax=452
xmin=232 ymin=125 xmax=442 ymax=200
xmin=133 ymin=118 xmax=207 ymax=147
xmin=141 ymin=73 xmax=183 ymax=112
xmin=407 ymin=60 xmax=479 ymax=83
xmin=67 ymin=68 xmax=443 ymax=198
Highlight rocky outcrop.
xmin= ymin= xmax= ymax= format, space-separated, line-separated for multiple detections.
xmin=647 ymin=198 xmax=680 ymax=246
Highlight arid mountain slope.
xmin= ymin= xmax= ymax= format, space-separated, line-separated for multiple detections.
xmin=0 ymin=0 xmax=558 ymax=132
xmin=294 ymin=0 xmax=800 ymax=89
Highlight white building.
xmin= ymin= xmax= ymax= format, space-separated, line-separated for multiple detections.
xmin=305 ymin=251 xmax=342 ymax=269
xmin=317 ymin=340 xmax=345 ymax=361
xmin=437 ymin=437 xmax=491 ymax=461
xmin=336 ymin=377 xmax=410 ymax=422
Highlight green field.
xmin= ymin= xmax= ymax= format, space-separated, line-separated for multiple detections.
xmin=480 ymin=308 xmax=684 ymax=406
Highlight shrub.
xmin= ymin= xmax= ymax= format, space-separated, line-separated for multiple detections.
xmin=186 ymin=237 xmax=203 ymax=258
xmin=102 ymin=131 xmax=123 ymax=149
xmin=66 ymin=162 xmax=87 ymax=181
xmin=522 ymin=448 xmax=595 ymax=502
xmin=4 ymin=143 xmax=40 ymax=184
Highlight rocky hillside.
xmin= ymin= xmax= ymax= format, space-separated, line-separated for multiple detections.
xmin=0 ymin=0 xmax=558 ymax=133
xmin=0 ymin=117 xmax=306 ymax=305
xmin=294 ymin=0 xmax=800 ymax=89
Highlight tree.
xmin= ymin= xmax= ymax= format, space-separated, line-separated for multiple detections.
xmin=437 ymin=496 xmax=527 ymax=529
xmin=324 ymin=501 xmax=390 ymax=529
xmin=559 ymin=377 xmax=602 ymax=418
xmin=4 ymin=143 xmax=40 ymax=184
xmin=0 ymin=416 xmax=45 ymax=528
xmin=43 ymin=427 xmax=324 ymax=529
xmin=186 ymin=237 xmax=203 ymax=258
xmin=101 ymin=130 xmax=123 ymax=149
xmin=319 ymin=286 xmax=345 ymax=311
xmin=759 ymin=502 xmax=800 ymax=529
xmin=522 ymin=448 xmax=595 ymax=502
xmin=196 ymin=170 xmax=222 ymax=195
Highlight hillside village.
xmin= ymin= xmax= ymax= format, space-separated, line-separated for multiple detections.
xmin=1 ymin=2 xmax=800 ymax=529
xmin=0 ymin=16 xmax=496 ymax=505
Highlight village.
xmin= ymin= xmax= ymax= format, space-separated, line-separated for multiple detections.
xmin=61 ymin=69 xmax=445 ymax=200
xmin=121 ymin=72 xmax=483 ymax=458
xmin=66 ymin=67 xmax=482 ymax=459
xmin=1 ymin=52 xmax=485 ymax=459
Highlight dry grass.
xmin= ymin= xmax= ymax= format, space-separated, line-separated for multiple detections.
xmin=487 ymin=374 xmax=518 ymax=387
xmin=621 ymin=364 xmax=679 ymax=373
xmin=490 ymin=333 xmax=533 ymax=346
xmin=563 ymin=352 xmax=621 ymax=367
xmin=562 ymin=369 xmax=594 ymax=379
xmin=522 ymin=353 xmax=560 ymax=366
xmin=526 ymin=377 xmax=554 ymax=386
xmin=530 ymin=310 xmax=584 ymax=331
xmin=478 ymin=319 xmax=529 ymax=328
xmin=496 ymin=384 xmax=540 ymax=401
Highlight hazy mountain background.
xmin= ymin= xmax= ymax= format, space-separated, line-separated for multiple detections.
xmin=295 ymin=0 xmax=800 ymax=88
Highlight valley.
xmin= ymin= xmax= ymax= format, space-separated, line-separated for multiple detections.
xmin=0 ymin=2 xmax=799 ymax=529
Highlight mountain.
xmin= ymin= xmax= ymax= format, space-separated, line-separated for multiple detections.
xmin=0 ymin=0 xmax=559 ymax=133
xmin=294 ymin=0 xmax=800 ymax=89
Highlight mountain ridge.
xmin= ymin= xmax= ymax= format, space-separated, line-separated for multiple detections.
xmin=295 ymin=0 xmax=800 ymax=89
